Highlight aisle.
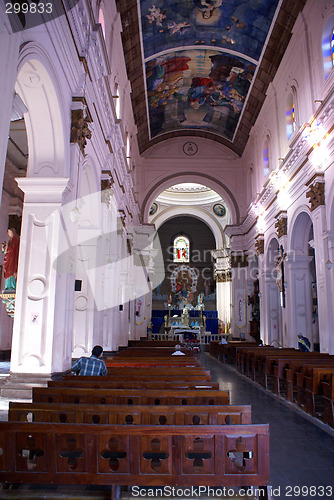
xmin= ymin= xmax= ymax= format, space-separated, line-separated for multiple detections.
xmin=200 ymin=352 xmax=334 ymax=498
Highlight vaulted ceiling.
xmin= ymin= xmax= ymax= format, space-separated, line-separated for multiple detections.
xmin=116 ymin=0 xmax=307 ymax=156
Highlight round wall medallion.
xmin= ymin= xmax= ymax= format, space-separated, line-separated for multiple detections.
xmin=183 ymin=142 xmax=198 ymax=156
xmin=213 ymin=203 xmax=226 ymax=217
xmin=149 ymin=202 xmax=158 ymax=216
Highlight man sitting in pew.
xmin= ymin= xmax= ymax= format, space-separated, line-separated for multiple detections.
xmin=172 ymin=344 xmax=185 ymax=356
xmin=298 ymin=334 xmax=311 ymax=352
xmin=71 ymin=345 xmax=108 ymax=375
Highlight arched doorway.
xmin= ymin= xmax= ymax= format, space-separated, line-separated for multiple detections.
xmin=265 ymin=237 xmax=283 ymax=347
xmin=289 ymin=211 xmax=318 ymax=350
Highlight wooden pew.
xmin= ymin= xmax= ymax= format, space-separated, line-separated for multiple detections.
xmin=259 ymin=353 xmax=331 ymax=393
xmin=9 ymin=402 xmax=252 ymax=425
xmin=275 ymin=356 xmax=334 ymax=400
xmin=321 ymin=373 xmax=334 ymax=427
xmin=210 ymin=341 xmax=259 ymax=364
xmin=72 ymin=368 xmax=212 ymax=380
xmin=105 ymin=357 xmax=201 ymax=368
xmin=236 ymin=347 xmax=278 ymax=376
xmin=48 ymin=380 xmax=220 ymax=390
xmin=33 ymin=387 xmax=230 ymax=406
xmin=110 ymin=348 xmax=195 ymax=357
xmin=0 ymin=422 xmax=270 ymax=490
xmin=302 ymin=366 xmax=334 ymax=416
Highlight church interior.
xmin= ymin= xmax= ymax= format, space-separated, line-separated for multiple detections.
xmin=0 ymin=0 xmax=334 ymax=498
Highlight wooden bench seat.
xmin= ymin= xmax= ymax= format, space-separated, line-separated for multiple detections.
xmin=105 ymin=358 xmax=201 ymax=368
xmin=321 ymin=373 xmax=334 ymax=427
xmin=260 ymin=353 xmax=332 ymax=393
xmin=210 ymin=341 xmax=259 ymax=364
xmin=33 ymin=387 xmax=230 ymax=406
xmin=48 ymin=380 xmax=219 ymax=390
xmin=9 ymin=402 xmax=252 ymax=425
xmin=0 ymin=422 xmax=270 ymax=489
xmin=109 ymin=348 xmax=195 ymax=357
xmin=68 ymin=369 xmax=212 ymax=381
xmin=300 ymin=366 xmax=334 ymax=416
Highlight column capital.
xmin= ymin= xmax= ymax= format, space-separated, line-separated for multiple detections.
xmin=16 ymin=177 xmax=70 ymax=204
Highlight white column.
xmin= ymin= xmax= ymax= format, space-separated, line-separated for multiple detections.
xmin=72 ymin=228 xmax=101 ymax=358
xmin=263 ymin=271 xmax=282 ymax=346
xmin=212 ymin=249 xmax=231 ymax=328
xmin=11 ymin=177 xmax=72 ymax=375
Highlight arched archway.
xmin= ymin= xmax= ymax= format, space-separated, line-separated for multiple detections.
xmin=9 ymin=49 xmax=71 ymax=375
xmin=141 ymin=172 xmax=240 ymax=225
xmin=264 ymin=237 xmax=283 ymax=347
xmin=288 ymin=210 xmax=318 ymax=349
xmin=152 ymin=206 xmax=226 ymax=250
xmin=15 ymin=54 xmax=67 ymax=177
xmin=153 ymin=215 xmax=218 ymax=318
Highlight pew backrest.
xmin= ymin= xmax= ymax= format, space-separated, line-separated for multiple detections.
xmin=0 ymin=422 xmax=270 ymax=487
xmin=9 ymin=402 xmax=252 ymax=425
xmin=33 ymin=387 xmax=230 ymax=406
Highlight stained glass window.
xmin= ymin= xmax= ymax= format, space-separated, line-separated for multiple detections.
xmin=173 ymin=236 xmax=190 ymax=263
xmin=286 ymin=91 xmax=297 ymax=140
xmin=263 ymin=137 xmax=270 ymax=178
xmin=98 ymin=8 xmax=105 ymax=38
xmin=322 ymin=18 xmax=334 ymax=79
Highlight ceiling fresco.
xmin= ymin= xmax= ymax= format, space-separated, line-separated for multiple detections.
xmin=116 ymin=0 xmax=307 ymax=154
xmin=140 ymin=0 xmax=278 ymax=142
xmin=140 ymin=0 xmax=279 ymax=61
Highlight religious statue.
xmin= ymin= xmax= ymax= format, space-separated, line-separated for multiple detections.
xmin=196 ymin=292 xmax=204 ymax=309
xmin=2 ymin=228 xmax=20 ymax=290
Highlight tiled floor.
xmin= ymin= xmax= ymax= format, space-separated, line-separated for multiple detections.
xmin=0 ymin=356 xmax=334 ymax=499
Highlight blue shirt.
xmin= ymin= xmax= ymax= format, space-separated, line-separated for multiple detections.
xmin=71 ymin=355 xmax=108 ymax=376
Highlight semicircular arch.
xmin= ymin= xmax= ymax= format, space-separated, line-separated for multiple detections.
xmin=15 ymin=44 xmax=68 ymax=177
xmin=141 ymin=172 xmax=240 ymax=225
xmin=288 ymin=207 xmax=313 ymax=255
xmin=152 ymin=206 xmax=225 ymax=249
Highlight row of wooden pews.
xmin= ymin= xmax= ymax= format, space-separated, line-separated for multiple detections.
xmin=0 ymin=344 xmax=270 ymax=498
xmin=211 ymin=341 xmax=334 ymax=427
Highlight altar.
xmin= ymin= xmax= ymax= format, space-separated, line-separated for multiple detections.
xmin=164 ymin=306 xmax=206 ymax=334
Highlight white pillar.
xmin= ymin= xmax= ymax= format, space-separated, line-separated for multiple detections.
xmin=263 ymin=271 xmax=282 ymax=346
xmin=11 ymin=177 xmax=72 ymax=375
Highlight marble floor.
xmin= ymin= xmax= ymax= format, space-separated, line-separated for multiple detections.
xmin=0 ymin=355 xmax=334 ymax=499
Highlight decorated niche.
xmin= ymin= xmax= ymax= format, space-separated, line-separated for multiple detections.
xmin=168 ymin=264 xmax=200 ymax=310
xmin=173 ymin=236 xmax=190 ymax=263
